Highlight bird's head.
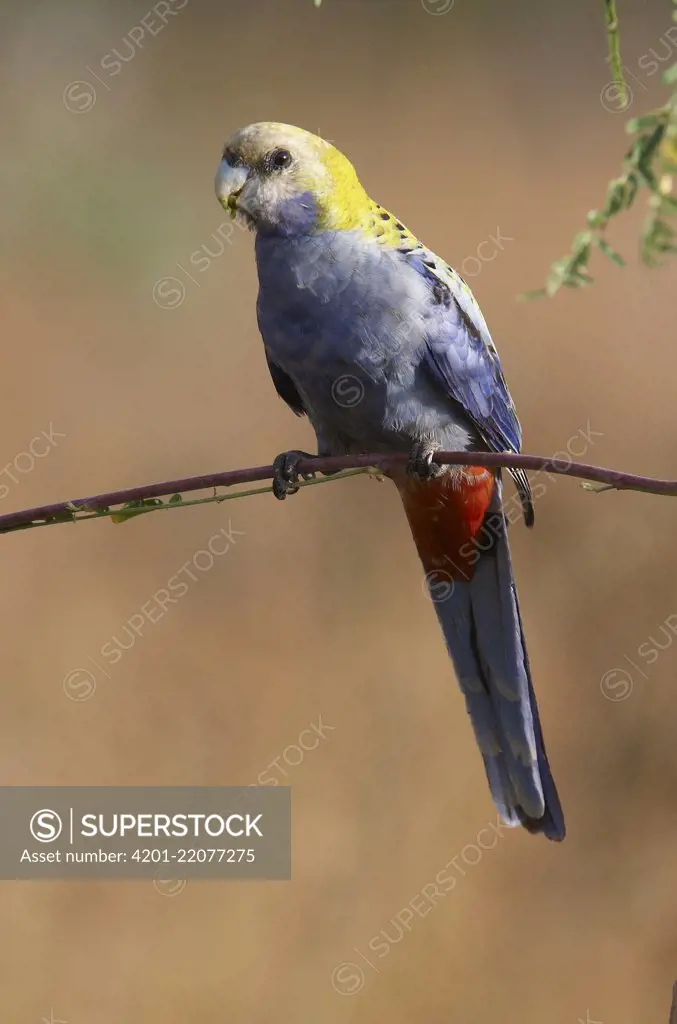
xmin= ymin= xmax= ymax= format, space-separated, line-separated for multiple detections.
xmin=214 ymin=122 xmax=372 ymax=237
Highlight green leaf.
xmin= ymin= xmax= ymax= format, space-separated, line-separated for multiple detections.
xmin=564 ymin=272 xmax=593 ymax=289
xmin=660 ymin=194 xmax=677 ymax=212
xmin=626 ymin=113 xmax=660 ymax=133
xmin=624 ymin=172 xmax=639 ymax=208
xmin=601 ymin=179 xmax=627 ymax=218
xmin=663 ymin=63 xmax=677 ymax=85
xmin=595 ymin=236 xmax=626 ymax=266
xmin=640 ymin=214 xmax=676 ymax=265
xmin=567 ymin=234 xmax=592 ymax=274
xmin=571 ymin=230 xmax=593 ymax=250
xmin=110 ymin=498 xmax=164 ymax=523
xmin=637 ymin=123 xmax=667 ymax=186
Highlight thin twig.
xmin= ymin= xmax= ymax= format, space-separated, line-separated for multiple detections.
xmin=0 ymin=451 xmax=676 ymax=536
xmin=604 ymin=0 xmax=628 ymax=107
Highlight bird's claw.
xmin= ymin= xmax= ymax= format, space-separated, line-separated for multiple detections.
xmin=407 ymin=441 xmax=443 ymax=480
xmin=272 ymin=450 xmax=317 ymax=500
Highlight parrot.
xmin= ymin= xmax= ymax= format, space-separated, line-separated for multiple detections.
xmin=215 ymin=122 xmax=564 ymax=840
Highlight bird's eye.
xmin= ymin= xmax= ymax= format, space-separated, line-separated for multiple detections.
xmin=266 ymin=148 xmax=293 ymax=172
xmin=222 ymin=148 xmax=242 ymax=167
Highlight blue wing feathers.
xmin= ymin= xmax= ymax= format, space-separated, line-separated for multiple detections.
xmin=410 ymin=255 xmax=523 ymax=455
xmin=408 ymin=253 xmax=533 ymax=525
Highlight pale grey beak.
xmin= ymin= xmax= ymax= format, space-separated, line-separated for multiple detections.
xmin=215 ymin=160 xmax=250 ymax=214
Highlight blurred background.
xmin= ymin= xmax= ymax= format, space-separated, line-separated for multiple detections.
xmin=2 ymin=0 xmax=677 ymax=1020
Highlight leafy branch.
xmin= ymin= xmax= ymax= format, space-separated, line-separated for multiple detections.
xmin=2 ymin=451 xmax=677 ymax=536
xmin=525 ymin=0 xmax=677 ymax=298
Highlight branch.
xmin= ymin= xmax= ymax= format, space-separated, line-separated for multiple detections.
xmin=603 ymin=0 xmax=628 ymax=108
xmin=523 ymin=0 xmax=677 ymax=298
xmin=1 ymin=451 xmax=677 ymax=536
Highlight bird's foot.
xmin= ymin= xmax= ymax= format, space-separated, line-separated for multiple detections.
xmin=272 ymin=450 xmax=317 ymax=500
xmin=407 ymin=441 xmax=444 ymax=480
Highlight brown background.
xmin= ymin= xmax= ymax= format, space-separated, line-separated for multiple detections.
xmin=2 ymin=0 xmax=677 ymax=1020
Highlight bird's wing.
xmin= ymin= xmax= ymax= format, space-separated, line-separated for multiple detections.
xmin=265 ymin=352 xmax=307 ymax=417
xmin=406 ymin=249 xmax=533 ymax=525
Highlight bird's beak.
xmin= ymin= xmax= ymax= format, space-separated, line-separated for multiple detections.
xmin=215 ymin=160 xmax=250 ymax=217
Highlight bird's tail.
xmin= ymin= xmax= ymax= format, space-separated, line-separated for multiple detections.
xmin=396 ymin=469 xmax=565 ymax=841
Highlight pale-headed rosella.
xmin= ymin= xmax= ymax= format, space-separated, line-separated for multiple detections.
xmin=215 ymin=123 xmax=564 ymax=840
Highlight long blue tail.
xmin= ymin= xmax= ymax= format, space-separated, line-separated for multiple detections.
xmin=402 ymin=479 xmax=565 ymax=840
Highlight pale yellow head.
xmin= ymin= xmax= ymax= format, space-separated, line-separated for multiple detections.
xmin=215 ymin=122 xmax=394 ymax=237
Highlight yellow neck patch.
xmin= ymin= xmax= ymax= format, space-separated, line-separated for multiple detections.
xmin=311 ymin=148 xmax=418 ymax=249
